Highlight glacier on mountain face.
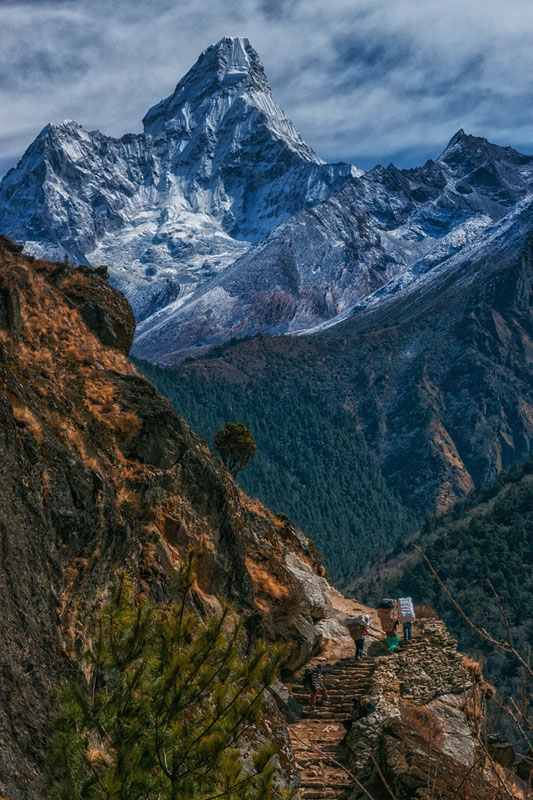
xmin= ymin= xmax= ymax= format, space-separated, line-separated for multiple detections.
xmin=130 ymin=129 xmax=533 ymax=362
xmin=0 ymin=37 xmax=356 ymax=322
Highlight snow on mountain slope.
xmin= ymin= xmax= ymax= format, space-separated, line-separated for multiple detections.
xmin=0 ymin=37 xmax=356 ymax=321
xmin=132 ymin=130 xmax=533 ymax=362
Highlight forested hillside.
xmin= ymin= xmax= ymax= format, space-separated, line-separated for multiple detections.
xmin=356 ymin=457 xmax=533 ymax=733
xmin=136 ymin=357 xmax=414 ymax=582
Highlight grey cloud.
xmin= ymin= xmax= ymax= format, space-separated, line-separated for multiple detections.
xmin=1 ymin=0 xmax=533 ymax=178
xmin=258 ymin=0 xmax=296 ymax=20
xmin=329 ymin=33 xmax=413 ymax=88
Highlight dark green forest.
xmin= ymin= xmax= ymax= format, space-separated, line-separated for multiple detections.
xmin=136 ymin=358 xmax=414 ymax=583
xmin=358 ymin=457 xmax=533 ymax=739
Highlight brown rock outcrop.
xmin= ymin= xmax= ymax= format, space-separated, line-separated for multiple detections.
xmin=0 ymin=239 xmax=328 ymax=799
xmin=345 ymin=620 xmax=522 ymax=800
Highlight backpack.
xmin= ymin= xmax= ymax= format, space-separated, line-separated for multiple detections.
xmin=377 ymin=599 xmax=396 ymax=631
xmin=398 ymin=597 xmax=415 ymax=623
xmin=302 ymin=668 xmax=314 ymax=689
xmin=345 ymin=616 xmax=365 ymax=640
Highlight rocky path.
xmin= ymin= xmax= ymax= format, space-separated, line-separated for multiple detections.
xmin=287 ymin=657 xmax=377 ymax=799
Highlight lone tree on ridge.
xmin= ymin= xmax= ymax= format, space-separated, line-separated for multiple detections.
xmin=213 ymin=422 xmax=258 ymax=477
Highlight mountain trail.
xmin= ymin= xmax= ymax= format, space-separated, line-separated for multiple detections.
xmin=287 ymin=630 xmax=426 ymax=800
xmin=285 ymin=589 xmax=386 ymax=799
xmin=287 ymin=656 xmax=378 ymax=799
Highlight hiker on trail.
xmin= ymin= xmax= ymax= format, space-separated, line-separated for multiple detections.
xmin=385 ymin=619 xmax=400 ymax=654
xmin=305 ymin=663 xmax=328 ymax=710
xmin=345 ymin=614 xmax=370 ymax=660
xmin=377 ymin=598 xmax=399 ymax=654
xmin=398 ymin=596 xmax=416 ymax=641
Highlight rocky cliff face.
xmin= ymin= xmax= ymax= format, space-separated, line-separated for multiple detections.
xmin=0 ymin=237 xmax=332 ymax=799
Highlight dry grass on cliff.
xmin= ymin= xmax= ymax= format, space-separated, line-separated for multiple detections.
xmin=245 ymin=558 xmax=289 ymax=607
xmin=8 ymin=260 xmax=141 ymax=479
xmin=462 ymin=655 xmax=495 ymax=699
xmin=85 ymin=378 xmax=139 ymax=441
xmin=400 ymin=699 xmax=444 ymax=746
xmin=414 ymin=604 xmax=439 ymax=619
xmin=12 ymin=405 xmax=43 ymax=441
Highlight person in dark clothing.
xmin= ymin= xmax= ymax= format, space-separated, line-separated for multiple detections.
xmin=309 ymin=663 xmax=328 ymax=710
xmin=403 ymin=620 xmax=413 ymax=641
xmin=354 ymin=614 xmax=370 ymax=660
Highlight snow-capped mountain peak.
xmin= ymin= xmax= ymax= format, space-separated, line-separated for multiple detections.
xmin=0 ymin=37 xmax=355 ymax=321
xmin=129 ymin=132 xmax=533 ymax=363
xmin=143 ymin=37 xmax=320 ymax=163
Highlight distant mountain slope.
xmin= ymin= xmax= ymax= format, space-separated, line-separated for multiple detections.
xmin=133 ymin=130 xmax=533 ymax=362
xmin=354 ymin=457 xmax=533 ymax=739
xmin=141 ymin=200 xmax=533 ymax=579
xmin=137 ymin=355 xmax=415 ymax=582
xmin=0 ymin=37 xmax=355 ymax=323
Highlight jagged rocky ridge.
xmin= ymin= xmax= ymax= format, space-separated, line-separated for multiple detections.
xmin=0 ymin=236 xmax=335 ymax=799
xmin=133 ymin=129 xmax=533 ymax=361
xmin=0 ymin=37 xmax=354 ymax=326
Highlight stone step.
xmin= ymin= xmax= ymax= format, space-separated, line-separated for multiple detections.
xmin=298 ymin=709 xmax=353 ymax=718
xmin=289 ymin=678 xmax=371 ymax=696
xmin=295 ymin=754 xmax=341 ymax=765
xmin=302 ymin=781 xmax=351 ymax=792
xmin=294 ymin=750 xmax=340 ymax=761
xmin=291 ymin=682 xmax=372 ymax=696
xmin=324 ymin=667 xmax=375 ymax=681
xmin=301 ymin=711 xmax=350 ymax=721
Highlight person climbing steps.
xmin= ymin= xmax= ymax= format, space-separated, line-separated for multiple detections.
xmin=344 ymin=613 xmax=370 ymax=660
xmin=288 ymin=656 xmax=378 ymax=799
xmin=308 ymin=663 xmax=329 ymax=710
xmin=398 ymin=595 xmax=416 ymax=641
xmin=385 ymin=619 xmax=400 ymax=653
xmin=377 ymin=598 xmax=400 ymax=654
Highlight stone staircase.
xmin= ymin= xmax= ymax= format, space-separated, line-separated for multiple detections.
xmin=287 ymin=657 xmax=377 ymax=799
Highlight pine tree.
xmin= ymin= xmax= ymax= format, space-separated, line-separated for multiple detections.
xmin=213 ymin=422 xmax=258 ymax=477
xmin=44 ymin=558 xmax=285 ymax=800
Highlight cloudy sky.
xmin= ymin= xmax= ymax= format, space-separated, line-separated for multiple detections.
xmin=1 ymin=0 xmax=533 ymax=178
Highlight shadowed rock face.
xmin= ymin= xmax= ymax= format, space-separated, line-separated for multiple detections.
xmin=0 ymin=238 xmax=329 ymax=799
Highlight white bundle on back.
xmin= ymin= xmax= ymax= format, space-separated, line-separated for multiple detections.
xmin=398 ymin=597 xmax=415 ymax=623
